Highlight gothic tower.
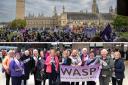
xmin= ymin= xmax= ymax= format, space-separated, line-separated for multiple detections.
xmin=109 ymin=6 xmax=113 ymax=14
xmin=53 ymin=6 xmax=57 ymax=16
xmin=62 ymin=5 xmax=65 ymax=13
xmin=92 ymin=0 xmax=99 ymax=14
xmin=16 ymin=0 xmax=25 ymax=19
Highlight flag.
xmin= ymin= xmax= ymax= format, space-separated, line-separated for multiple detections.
xmin=64 ymin=27 xmax=71 ymax=33
xmin=100 ymin=24 xmax=112 ymax=42
xmin=84 ymin=27 xmax=96 ymax=38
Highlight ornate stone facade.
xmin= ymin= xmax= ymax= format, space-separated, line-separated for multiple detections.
xmin=16 ymin=0 xmax=116 ymax=28
xmin=25 ymin=15 xmax=58 ymax=28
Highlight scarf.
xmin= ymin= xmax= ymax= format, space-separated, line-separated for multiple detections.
xmin=14 ymin=58 xmax=24 ymax=75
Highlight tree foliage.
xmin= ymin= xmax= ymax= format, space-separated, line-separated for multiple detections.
xmin=112 ymin=15 xmax=128 ymax=28
xmin=10 ymin=19 xmax=27 ymax=29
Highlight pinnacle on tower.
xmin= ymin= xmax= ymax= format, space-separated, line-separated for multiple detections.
xmin=54 ymin=6 xmax=57 ymax=16
xmin=109 ymin=6 xmax=113 ymax=14
xmin=62 ymin=5 xmax=65 ymax=13
xmin=92 ymin=0 xmax=99 ymax=14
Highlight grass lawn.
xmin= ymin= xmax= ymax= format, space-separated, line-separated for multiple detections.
xmin=119 ymin=32 xmax=128 ymax=38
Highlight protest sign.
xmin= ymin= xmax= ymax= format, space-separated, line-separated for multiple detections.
xmin=60 ymin=64 xmax=101 ymax=82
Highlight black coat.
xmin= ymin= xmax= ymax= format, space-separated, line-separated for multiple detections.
xmin=20 ymin=55 xmax=35 ymax=80
xmin=35 ymin=58 xmax=46 ymax=81
xmin=62 ymin=57 xmax=71 ymax=65
xmin=114 ymin=58 xmax=125 ymax=79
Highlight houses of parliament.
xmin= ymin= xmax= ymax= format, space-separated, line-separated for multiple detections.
xmin=16 ymin=0 xmax=116 ymax=28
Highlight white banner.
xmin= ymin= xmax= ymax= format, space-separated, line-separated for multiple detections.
xmin=60 ymin=64 xmax=101 ymax=82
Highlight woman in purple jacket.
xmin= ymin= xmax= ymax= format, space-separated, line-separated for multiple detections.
xmin=9 ymin=53 xmax=24 ymax=85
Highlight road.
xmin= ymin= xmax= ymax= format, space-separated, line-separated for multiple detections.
xmin=0 ymin=61 xmax=128 ymax=85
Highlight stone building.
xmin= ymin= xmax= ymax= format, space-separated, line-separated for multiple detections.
xmin=59 ymin=0 xmax=116 ymax=27
xmin=16 ymin=0 xmax=116 ymax=28
xmin=25 ymin=15 xmax=58 ymax=28
xmin=25 ymin=6 xmax=58 ymax=28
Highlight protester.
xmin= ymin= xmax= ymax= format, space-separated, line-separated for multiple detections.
xmin=0 ymin=50 xmax=7 ymax=63
xmin=0 ymin=47 xmax=127 ymax=85
xmin=40 ymin=51 xmax=47 ymax=85
xmin=67 ymin=50 xmax=71 ymax=57
xmin=80 ymin=48 xmax=89 ymax=85
xmin=32 ymin=49 xmax=39 ymax=85
xmin=35 ymin=51 xmax=46 ymax=85
xmin=70 ymin=49 xmax=81 ymax=85
xmin=99 ymin=49 xmax=114 ymax=85
xmin=9 ymin=53 xmax=24 ymax=85
xmin=62 ymin=50 xmax=72 ymax=65
xmin=86 ymin=51 xmax=100 ymax=85
xmin=2 ymin=50 xmax=7 ymax=60
xmin=112 ymin=51 xmax=125 ymax=85
xmin=56 ymin=50 xmax=62 ymax=85
xmin=1 ymin=24 xmax=126 ymax=42
xmin=45 ymin=48 xmax=59 ymax=85
xmin=80 ymin=48 xmax=89 ymax=66
xmin=56 ymin=51 xmax=62 ymax=62
xmin=20 ymin=50 xmax=35 ymax=85
xmin=2 ymin=50 xmax=15 ymax=85
xmin=45 ymin=50 xmax=50 ymax=59
xmin=61 ymin=50 xmax=71 ymax=85
xmin=70 ymin=49 xmax=81 ymax=66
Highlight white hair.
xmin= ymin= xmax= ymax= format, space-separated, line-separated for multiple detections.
xmin=8 ymin=50 xmax=14 ymax=55
xmin=33 ymin=49 xmax=38 ymax=53
xmin=101 ymin=49 xmax=108 ymax=54
xmin=82 ymin=48 xmax=87 ymax=52
xmin=25 ymin=50 xmax=29 ymax=55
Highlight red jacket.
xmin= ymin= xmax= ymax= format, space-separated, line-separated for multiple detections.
xmin=45 ymin=55 xmax=59 ymax=73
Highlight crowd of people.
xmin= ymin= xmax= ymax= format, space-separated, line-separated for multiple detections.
xmin=1 ymin=47 xmax=126 ymax=85
xmin=0 ymin=24 xmax=127 ymax=42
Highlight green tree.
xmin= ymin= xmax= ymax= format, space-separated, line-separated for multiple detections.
xmin=112 ymin=15 xmax=128 ymax=28
xmin=10 ymin=19 xmax=27 ymax=29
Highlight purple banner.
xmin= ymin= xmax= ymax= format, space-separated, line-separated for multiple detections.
xmin=60 ymin=64 xmax=101 ymax=82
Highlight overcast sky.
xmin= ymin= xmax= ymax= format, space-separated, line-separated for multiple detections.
xmin=0 ymin=0 xmax=116 ymax=22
